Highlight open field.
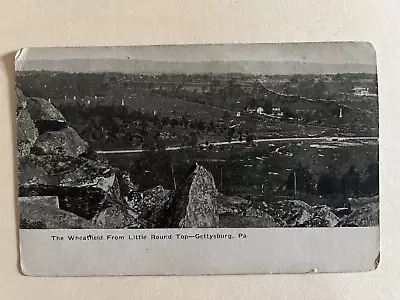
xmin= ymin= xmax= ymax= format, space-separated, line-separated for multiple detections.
xmin=17 ymin=70 xmax=379 ymax=212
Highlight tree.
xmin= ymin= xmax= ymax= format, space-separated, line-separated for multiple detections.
xmin=246 ymin=134 xmax=254 ymax=144
xmin=286 ymin=165 xmax=316 ymax=195
xmin=227 ymin=127 xmax=235 ymax=141
xmin=170 ymin=117 xmax=179 ymax=128
xmin=161 ymin=116 xmax=170 ymax=126
xmin=362 ymin=163 xmax=379 ymax=196
xmin=282 ymin=106 xmax=295 ymax=118
xmin=181 ymin=116 xmax=189 ymax=128
xmin=317 ymin=167 xmax=341 ymax=196
xmin=263 ymin=99 xmax=273 ymax=114
xmin=208 ymin=120 xmax=215 ymax=131
xmin=189 ymin=131 xmax=198 ymax=147
xmin=341 ymin=165 xmax=361 ymax=197
xmin=312 ymin=80 xmax=328 ymax=99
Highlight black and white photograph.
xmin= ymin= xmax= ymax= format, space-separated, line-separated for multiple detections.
xmin=16 ymin=43 xmax=379 ymax=230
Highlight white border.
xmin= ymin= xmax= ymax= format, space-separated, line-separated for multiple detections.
xmin=19 ymin=227 xmax=379 ymax=276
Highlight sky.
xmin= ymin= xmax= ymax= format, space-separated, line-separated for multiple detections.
xmin=15 ymin=42 xmax=376 ymax=66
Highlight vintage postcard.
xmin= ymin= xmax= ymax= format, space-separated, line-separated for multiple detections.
xmin=15 ymin=42 xmax=379 ymax=276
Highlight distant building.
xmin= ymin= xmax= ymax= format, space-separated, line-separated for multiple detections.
xmin=256 ymin=107 xmax=264 ymax=115
xmin=272 ymin=107 xmax=281 ymax=114
xmin=353 ymin=87 xmax=370 ymax=96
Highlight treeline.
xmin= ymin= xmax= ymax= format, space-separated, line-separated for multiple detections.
xmin=55 ymin=102 xmax=257 ymax=150
xmin=286 ymin=163 xmax=379 ymax=206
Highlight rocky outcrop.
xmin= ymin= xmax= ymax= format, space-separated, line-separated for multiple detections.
xmin=94 ymin=203 xmax=145 ymax=229
xmin=262 ymin=200 xmax=342 ymax=227
xmin=155 ymin=163 xmax=219 ymax=228
xmin=299 ymin=205 xmax=340 ymax=227
xmin=118 ymin=171 xmax=139 ymax=199
xmin=25 ymin=97 xmax=67 ymax=133
xmin=16 ymin=90 xmax=122 ymax=226
xmin=216 ymin=194 xmax=276 ymax=227
xmin=216 ymin=194 xmax=250 ymax=215
xmin=262 ymin=200 xmax=313 ymax=227
xmin=18 ymin=155 xmax=120 ymax=219
xmin=126 ymin=185 xmax=170 ymax=225
xmin=16 ymin=89 xmax=38 ymax=157
xmin=219 ymin=215 xmax=276 ymax=228
xmin=31 ymin=126 xmax=88 ymax=157
xmin=337 ymin=201 xmax=379 ymax=227
xmin=19 ymin=196 xmax=96 ymax=229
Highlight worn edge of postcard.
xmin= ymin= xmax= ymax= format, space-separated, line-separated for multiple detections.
xmin=15 ymin=42 xmax=380 ymax=276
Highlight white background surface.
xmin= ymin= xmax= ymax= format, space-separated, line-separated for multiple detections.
xmin=0 ymin=0 xmax=399 ymax=299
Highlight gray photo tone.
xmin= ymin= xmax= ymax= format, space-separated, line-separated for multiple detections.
xmin=16 ymin=42 xmax=379 ymax=229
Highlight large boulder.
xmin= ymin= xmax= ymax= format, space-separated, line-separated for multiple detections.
xmin=25 ymin=97 xmax=67 ymax=133
xmin=125 ymin=185 xmax=170 ymax=226
xmin=298 ymin=205 xmax=340 ymax=227
xmin=216 ymin=194 xmax=251 ymax=215
xmin=15 ymin=88 xmax=27 ymax=110
xmin=263 ymin=199 xmax=313 ymax=227
xmin=16 ymin=89 xmax=38 ymax=157
xmin=94 ymin=203 xmax=145 ymax=229
xmin=337 ymin=201 xmax=379 ymax=227
xmin=19 ymin=196 xmax=96 ymax=229
xmin=155 ymin=164 xmax=219 ymax=228
xmin=219 ymin=215 xmax=276 ymax=228
xmin=118 ymin=171 xmax=139 ymax=200
xmin=18 ymin=155 xmax=120 ymax=220
xmin=31 ymin=126 xmax=88 ymax=157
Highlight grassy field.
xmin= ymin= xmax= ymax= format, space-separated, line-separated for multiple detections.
xmin=102 ymin=139 xmax=378 ymax=207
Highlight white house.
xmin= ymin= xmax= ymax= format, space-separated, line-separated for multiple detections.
xmin=256 ymin=107 xmax=264 ymax=115
xmin=272 ymin=107 xmax=281 ymax=114
xmin=353 ymin=87 xmax=370 ymax=96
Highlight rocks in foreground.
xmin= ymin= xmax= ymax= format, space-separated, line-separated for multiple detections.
xmin=337 ymin=201 xmax=379 ymax=227
xmin=31 ymin=126 xmax=88 ymax=157
xmin=18 ymin=155 xmax=120 ymax=220
xmin=154 ymin=163 xmax=219 ymax=228
xmin=262 ymin=200 xmax=313 ymax=227
xmin=261 ymin=200 xmax=343 ymax=227
xmin=19 ymin=196 xmax=96 ymax=229
xmin=16 ymin=89 xmax=39 ymax=157
xmin=93 ymin=204 xmax=144 ymax=229
xmin=25 ymin=96 xmax=67 ymax=133
xmin=299 ymin=205 xmax=340 ymax=227
xmin=219 ymin=214 xmax=276 ymax=228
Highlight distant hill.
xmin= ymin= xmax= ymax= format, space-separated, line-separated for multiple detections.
xmin=18 ymin=59 xmax=376 ymax=75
